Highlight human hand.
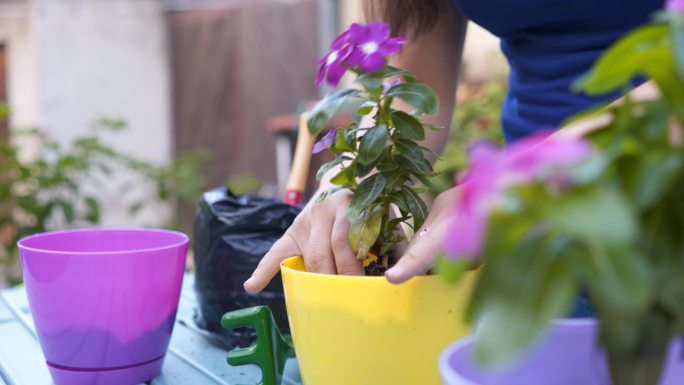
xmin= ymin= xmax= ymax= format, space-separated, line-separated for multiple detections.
xmin=243 ymin=189 xmax=364 ymax=293
xmin=385 ymin=187 xmax=464 ymax=284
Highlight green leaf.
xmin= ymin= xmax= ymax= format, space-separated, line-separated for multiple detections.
xmin=385 ymin=171 xmax=411 ymax=192
xmin=578 ymin=244 xmax=652 ymax=314
xmin=358 ymin=124 xmax=388 ymax=167
xmin=671 ymin=14 xmax=684 ymax=82
xmin=574 ymin=24 xmax=670 ymax=95
xmin=377 ymin=153 xmax=400 ymax=172
xmin=348 ymin=205 xmax=384 ymax=259
xmin=330 ymin=163 xmax=356 ymax=186
xmin=316 ymin=186 xmax=343 ymax=203
xmin=85 ymin=196 xmax=100 ymax=223
xmin=386 ymin=83 xmax=439 ymax=116
xmin=308 ymin=88 xmax=358 ymax=135
xmin=349 ymin=174 xmax=387 ymax=216
xmin=628 ymin=151 xmax=684 ymax=209
xmin=469 ymin=228 xmax=577 ymax=365
xmin=382 ymin=66 xmax=417 ymax=82
xmin=545 ymin=187 xmax=637 ymax=244
xmin=424 ymin=123 xmax=444 ymax=131
xmin=332 ymin=129 xmax=355 ymax=153
xmin=396 ymin=154 xmax=431 ymax=175
xmin=474 ymin=258 xmax=577 ymax=364
xmin=394 ymin=139 xmax=424 ymax=162
xmin=402 ymin=187 xmax=428 ymax=229
xmin=316 ymin=157 xmax=343 ymax=181
xmin=357 ymin=101 xmax=377 ymax=115
xmin=436 ymin=256 xmax=470 ymax=284
xmin=61 ymin=202 xmax=75 ymax=223
xmin=356 ymin=66 xmax=417 ymax=90
xmin=355 ymin=157 xmax=376 ymax=178
xmin=388 ymin=191 xmax=410 ymax=215
xmin=391 ymin=110 xmax=425 ymax=140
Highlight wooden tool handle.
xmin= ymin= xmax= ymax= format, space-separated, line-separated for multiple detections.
xmin=284 ymin=113 xmax=315 ymax=205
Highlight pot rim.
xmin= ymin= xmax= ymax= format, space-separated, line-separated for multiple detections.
xmin=438 ymin=318 xmax=599 ymax=385
xmin=279 ymin=255 xmax=450 ymax=282
xmin=17 ymin=227 xmax=189 ymax=256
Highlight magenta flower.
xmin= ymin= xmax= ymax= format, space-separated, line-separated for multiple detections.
xmin=446 ymin=143 xmax=503 ymax=257
xmin=346 ymin=22 xmax=407 ymax=73
xmin=667 ymin=0 xmax=684 ymax=12
xmin=503 ymin=131 xmax=591 ymax=184
xmin=313 ymin=128 xmax=338 ymax=154
xmin=444 ymin=133 xmax=591 ymax=259
xmin=316 ymin=31 xmax=353 ymax=87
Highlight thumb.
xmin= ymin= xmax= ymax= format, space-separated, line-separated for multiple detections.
xmin=385 ymin=224 xmax=443 ymax=284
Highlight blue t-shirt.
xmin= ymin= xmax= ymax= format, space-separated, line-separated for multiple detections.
xmin=453 ymin=0 xmax=664 ymax=142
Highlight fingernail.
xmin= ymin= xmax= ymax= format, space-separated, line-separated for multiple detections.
xmin=385 ymin=266 xmax=403 ymax=281
xmin=243 ymin=277 xmax=255 ymax=288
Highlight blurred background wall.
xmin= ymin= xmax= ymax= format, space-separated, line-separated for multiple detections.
xmin=35 ymin=0 xmax=173 ymax=225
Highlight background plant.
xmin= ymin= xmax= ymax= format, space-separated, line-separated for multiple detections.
xmin=0 ymin=113 xmax=208 ymax=285
xmin=309 ymin=22 xmax=439 ymax=273
xmin=440 ymin=3 xmax=684 ymax=385
xmin=430 ymin=79 xmax=506 ymax=195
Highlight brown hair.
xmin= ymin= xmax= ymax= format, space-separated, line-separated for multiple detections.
xmin=364 ymin=0 xmax=455 ymax=38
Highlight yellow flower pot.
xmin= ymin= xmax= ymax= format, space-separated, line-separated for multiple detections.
xmin=223 ymin=256 xmax=475 ymax=385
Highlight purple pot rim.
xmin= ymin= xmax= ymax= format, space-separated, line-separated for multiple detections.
xmin=438 ymin=318 xmax=600 ymax=385
xmin=17 ymin=227 xmax=189 ymax=256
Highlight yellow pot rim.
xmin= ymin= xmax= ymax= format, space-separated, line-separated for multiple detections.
xmin=280 ymin=255 xmax=438 ymax=283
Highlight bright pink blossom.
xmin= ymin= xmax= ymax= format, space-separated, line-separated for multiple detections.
xmin=667 ymin=0 xmax=684 ymax=12
xmin=444 ymin=132 xmax=591 ymax=259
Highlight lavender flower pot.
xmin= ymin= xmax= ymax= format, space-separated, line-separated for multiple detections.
xmin=439 ymin=319 xmax=684 ymax=385
xmin=17 ymin=228 xmax=189 ymax=385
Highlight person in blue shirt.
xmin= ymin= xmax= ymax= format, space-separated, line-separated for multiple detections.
xmin=244 ymin=0 xmax=664 ymax=295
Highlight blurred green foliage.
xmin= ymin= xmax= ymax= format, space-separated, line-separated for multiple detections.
xmin=450 ymin=12 xmax=684 ymax=385
xmin=0 ymin=111 xmax=208 ymax=285
xmin=430 ymin=80 xmax=506 ymax=194
xmin=226 ymin=174 xmax=264 ymax=196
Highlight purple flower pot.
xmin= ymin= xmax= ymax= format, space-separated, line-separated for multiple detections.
xmin=439 ymin=319 xmax=684 ymax=385
xmin=17 ymin=228 xmax=189 ymax=385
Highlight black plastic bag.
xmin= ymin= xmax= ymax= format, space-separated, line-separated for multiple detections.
xmin=193 ymin=187 xmax=301 ymax=346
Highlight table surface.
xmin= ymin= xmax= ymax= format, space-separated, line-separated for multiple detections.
xmin=0 ymin=273 xmax=302 ymax=385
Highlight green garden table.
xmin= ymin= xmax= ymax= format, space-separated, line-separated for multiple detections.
xmin=0 ymin=273 xmax=302 ymax=385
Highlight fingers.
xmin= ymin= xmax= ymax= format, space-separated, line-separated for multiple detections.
xmin=385 ymin=224 xmax=443 ymax=284
xmin=244 ymin=232 xmax=301 ymax=293
xmin=305 ymin=206 xmax=337 ymax=274
xmin=331 ymin=211 xmax=364 ymax=276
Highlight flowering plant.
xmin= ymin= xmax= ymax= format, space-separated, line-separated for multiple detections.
xmin=309 ymin=22 xmax=439 ymax=273
xmin=439 ymin=2 xmax=684 ymax=385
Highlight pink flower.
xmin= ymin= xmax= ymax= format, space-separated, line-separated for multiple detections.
xmin=443 ymin=132 xmax=591 ymax=259
xmin=346 ymin=22 xmax=407 ymax=73
xmin=503 ymin=131 xmax=591 ymax=183
xmin=446 ymin=143 xmax=503 ymax=257
xmin=316 ymin=31 xmax=353 ymax=87
xmin=667 ymin=0 xmax=684 ymax=12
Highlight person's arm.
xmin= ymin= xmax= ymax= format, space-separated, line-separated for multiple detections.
xmin=555 ymin=81 xmax=662 ymax=139
xmin=244 ymin=10 xmax=468 ymax=292
xmin=390 ymin=9 xmax=468 ymax=160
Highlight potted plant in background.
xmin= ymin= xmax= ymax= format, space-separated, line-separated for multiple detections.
xmin=439 ymin=1 xmax=684 ymax=385
xmin=221 ymin=22 xmax=475 ymax=385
